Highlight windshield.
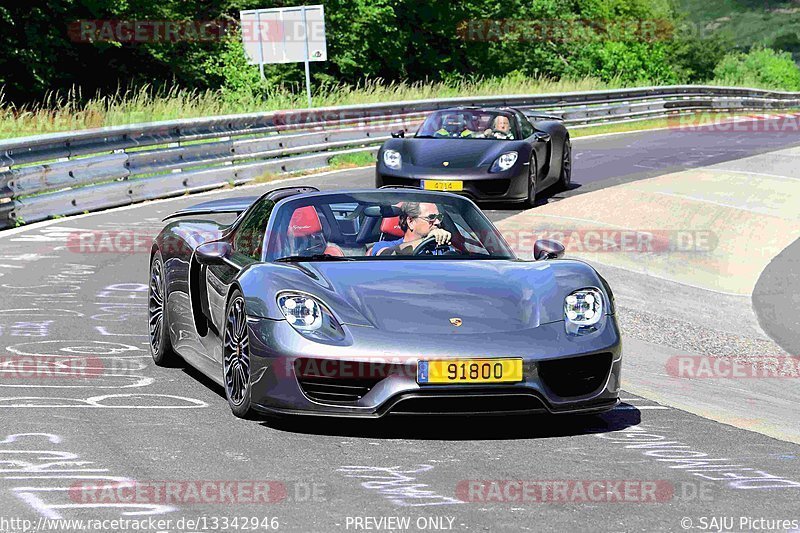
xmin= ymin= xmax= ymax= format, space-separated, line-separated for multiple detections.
xmin=265 ymin=191 xmax=515 ymax=261
xmin=416 ymin=110 xmax=518 ymax=140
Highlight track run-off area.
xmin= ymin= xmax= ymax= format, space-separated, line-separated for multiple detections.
xmin=0 ymin=116 xmax=799 ymax=532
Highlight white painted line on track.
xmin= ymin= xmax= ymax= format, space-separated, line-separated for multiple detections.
xmin=651 ymin=189 xmax=793 ymax=214
xmin=704 ymin=168 xmax=800 ymax=182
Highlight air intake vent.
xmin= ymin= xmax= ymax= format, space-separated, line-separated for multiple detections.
xmin=294 ymin=359 xmax=406 ymax=405
xmin=389 ymin=392 xmax=546 ymax=415
xmin=538 ymin=353 xmax=613 ymax=398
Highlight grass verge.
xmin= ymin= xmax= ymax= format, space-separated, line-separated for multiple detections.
xmin=3 ymin=76 xmax=789 ymax=140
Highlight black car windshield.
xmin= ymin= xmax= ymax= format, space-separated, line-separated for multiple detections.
xmin=265 ymin=191 xmax=516 ymax=261
xmin=416 ymin=110 xmax=518 ymax=140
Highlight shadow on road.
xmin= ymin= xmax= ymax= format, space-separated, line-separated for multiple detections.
xmin=480 ymin=183 xmax=582 ymax=222
xmin=258 ymin=404 xmax=640 ymax=440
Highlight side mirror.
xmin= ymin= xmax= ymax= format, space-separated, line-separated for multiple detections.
xmin=533 ymin=131 xmax=551 ymax=143
xmin=195 ymin=241 xmax=232 ymax=266
xmin=391 ymin=130 xmax=405 ymax=138
xmin=534 ymin=239 xmax=565 ymax=260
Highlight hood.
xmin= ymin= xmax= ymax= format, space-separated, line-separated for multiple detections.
xmin=401 ymin=138 xmax=515 ymax=168
xmin=241 ymin=260 xmax=606 ymax=335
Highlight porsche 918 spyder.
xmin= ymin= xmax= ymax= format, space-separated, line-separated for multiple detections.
xmin=148 ymin=186 xmax=620 ymax=419
xmin=375 ymin=107 xmax=571 ymax=205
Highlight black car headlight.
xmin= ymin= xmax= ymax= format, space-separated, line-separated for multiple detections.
xmin=489 ymin=151 xmax=518 ymax=172
xmin=277 ymin=292 xmax=345 ymax=341
xmin=383 ymin=149 xmax=402 ymax=170
xmin=564 ymin=288 xmax=604 ymax=334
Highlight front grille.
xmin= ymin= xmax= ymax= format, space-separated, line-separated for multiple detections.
xmin=294 ymin=358 xmax=405 ymax=405
xmin=538 ymin=353 xmax=613 ymax=398
xmin=474 ymin=179 xmax=511 ymax=196
xmin=296 ymin=376 xmax=376 ymax=404
xmin=389 ymin=392 xmax=546 ymax=415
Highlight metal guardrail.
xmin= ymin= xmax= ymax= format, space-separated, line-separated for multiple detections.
xmin=1 ymin=85 xmax=799 ymax=228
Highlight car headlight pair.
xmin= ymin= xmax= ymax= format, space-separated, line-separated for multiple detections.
xmin=564 ymin=288 xmax=604 ymax=333
xmin=277 ymin=292 xmax=345 ymax=341
xmin=490 ymin=151 xmax=518 ymax=172
xmin=383 ymin=150 xmax=402 ymax=170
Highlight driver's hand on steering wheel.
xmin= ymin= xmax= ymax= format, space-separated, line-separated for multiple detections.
xmin=428 ymin=227 xmax=452 ymax=246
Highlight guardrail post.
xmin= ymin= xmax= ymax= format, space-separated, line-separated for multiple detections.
xmin=0 ymin=202 xmax=15 ymax=230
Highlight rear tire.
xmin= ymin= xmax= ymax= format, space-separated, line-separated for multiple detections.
xmin=148 ymin=251 xmax=180 ymax=367
xmin=524 ymin=154 xmax=538 ymax=208
xmin=557 ymin=138 xmax=572 ymax=191
xmin=223 ymin=289 xmax=256 ymax=419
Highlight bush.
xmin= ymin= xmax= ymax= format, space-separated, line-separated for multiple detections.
xmin=712 ymin=48 xmax=800 ymax=90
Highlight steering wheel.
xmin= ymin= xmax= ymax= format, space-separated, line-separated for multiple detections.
xmin=484 ymin=128 xmax=507 ymax=138
xmin=413 ymin=236 xmax=457 ymax=256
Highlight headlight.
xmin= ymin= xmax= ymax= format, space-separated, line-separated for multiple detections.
xmin=276 ymin=292 xmax=346 ymax=341
xmin=383 ymin=150 xmax=402 ymax=169
xmin=564 ymin=288 xmax=603 ymax=326
xmin=278 ymin=293 xmax=325 ymax=331
xmin=490 ymin=151 xmax=518 ymax=172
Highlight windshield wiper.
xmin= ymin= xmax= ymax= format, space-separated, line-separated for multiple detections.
xmin=275 ymin=254 xmax=355 ymax=263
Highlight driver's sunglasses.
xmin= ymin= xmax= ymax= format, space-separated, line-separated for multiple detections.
xmin=418 ymin=214 xmax=444 ymax=224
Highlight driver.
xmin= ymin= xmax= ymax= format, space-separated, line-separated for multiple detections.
xmin=369 ymin=202 xmax=452 ymax=256
xmin=483 ymin=115 xmax=515 ymax=140
xmin=434 ymin=114 xmax=475 ymax=138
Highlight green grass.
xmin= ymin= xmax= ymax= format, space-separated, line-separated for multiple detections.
xmin=329 ymin=151 xmax=376 ymax=169
xmin=0 ymin=76 xmax=650 ymax=140
xmin=2 ymin=73 xmax=798 ymax=142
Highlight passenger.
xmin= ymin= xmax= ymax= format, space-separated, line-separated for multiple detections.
xmin=434 ymin=114 xmax=475 ymax=138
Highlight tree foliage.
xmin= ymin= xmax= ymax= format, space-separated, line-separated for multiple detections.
xmin=1 ymin=0 xmax=799 ymax=105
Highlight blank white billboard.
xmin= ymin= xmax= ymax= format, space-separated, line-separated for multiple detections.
xmin=241 ymin=5 xmax=327 ymax=65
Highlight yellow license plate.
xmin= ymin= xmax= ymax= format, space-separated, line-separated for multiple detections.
xmin=422 ymin=180 xmax=463 ymax=192
xmin=417 ymin=359 xmax=523 ymax=384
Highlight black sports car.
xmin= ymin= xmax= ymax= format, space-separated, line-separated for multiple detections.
xmin=375 ymin=107 xmax=572 ymax=205
xmin=148 ymin=186 xmax=621 ymax=420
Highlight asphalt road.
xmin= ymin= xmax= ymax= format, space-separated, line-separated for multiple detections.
xmin=1 ymin=120 xmax=799 ymax=532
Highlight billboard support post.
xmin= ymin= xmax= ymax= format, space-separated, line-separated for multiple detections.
xmin=255 ymin=10 xmax=265 ymax=81
xmin=302 ymin=5 xmax=312 ymax=107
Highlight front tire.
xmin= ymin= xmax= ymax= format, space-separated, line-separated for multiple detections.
xmin=148 ymin=251 xmax=180 ymax=367
xmin=557 ymin=138 xmax=572 ymax=190
xmin=524 ymin=154 xmax=538 ymax=208
xmin=223 ymin=289 xmax=255 ymax=419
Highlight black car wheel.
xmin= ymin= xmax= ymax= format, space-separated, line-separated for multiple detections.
xmin=148 ymin=251 xmax=180 ymax=366
xmin=558 ymin=139 xmax=572 ymax=190
xmin=223 ymin=289 xmax=255 ymax=418
xmin=524 ymin=154 xmax=538 ymax=208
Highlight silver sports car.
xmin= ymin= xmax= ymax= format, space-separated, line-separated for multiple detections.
xmin=148 ymin=187 xmax=621 ymax=419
